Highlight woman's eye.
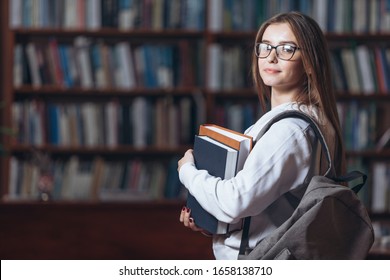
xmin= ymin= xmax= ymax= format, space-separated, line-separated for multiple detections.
xmin=282 ymin=45 xmax=294 ymax=53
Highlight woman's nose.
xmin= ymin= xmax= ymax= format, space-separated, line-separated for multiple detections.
xmin=267 ymin=48 xmax=278 ymax=62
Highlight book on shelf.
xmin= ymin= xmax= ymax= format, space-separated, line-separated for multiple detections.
xmin=6 ymin=156 xmax=182 ymax=201
xmin=376 ymin=128 xmax=390 ymax=150
xmin=186 ymin=124 xmax=253 ymax=235
xmin=340 ymin=48 xmax=361 ymax=94
xmin=356 ymin=45 xmax=376 ymax=94
xmin=207 ymin=44 xmax=222 ymax=90
xmin=371 ymin=162 xmax=390 ymax=213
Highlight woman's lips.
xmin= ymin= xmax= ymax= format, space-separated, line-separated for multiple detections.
xmin=264 ymin=68 xmax=280 ymax=74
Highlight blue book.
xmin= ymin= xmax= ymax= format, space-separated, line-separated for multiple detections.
xmin=186 ymin=135 xmax=237 ymax=235
xmin=47 ymin=104 xmax=59 ymax=145
xmin=58 ymin=45 xmax=73 ymax=87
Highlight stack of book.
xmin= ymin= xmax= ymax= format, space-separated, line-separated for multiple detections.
xmin=186 ymin=124 xmax=253 ymax=234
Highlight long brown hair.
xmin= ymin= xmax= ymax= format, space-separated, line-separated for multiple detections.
xmin=252 ymin=11 xmax=345 ymax=175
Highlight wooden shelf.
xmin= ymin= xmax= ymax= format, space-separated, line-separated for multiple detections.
xmin=370 ymin=212 xmax=390 ymax=220
xmin=0 ymin=199 xmax=183 ymax=208
xmin=13 ymin=28 xmax=205 ymax=39
xmin=13 ymin=86 xmax=390 ymax=101
xmin=203 ymin=31 xmax=390 ymax=42
xmin=9 ymin=144 xmax=191 ymax=157
xmin=336 ymin=94 xmax=390 ymax=101
xmin=207 ymin=88 xmax=257 ymax=97
xmin=14 ymin=85 xmax=204 ymax=98
xmin=345 ymin=149 xmax=390 ymax=159
xmin=325 ymin=32 xmax=390 ymax=41
xmin=367 ymin=247 xmax=390 ymax=260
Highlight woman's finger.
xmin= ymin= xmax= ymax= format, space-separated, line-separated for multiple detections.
xmin=179 ymin=206 xmax=186 ymax=222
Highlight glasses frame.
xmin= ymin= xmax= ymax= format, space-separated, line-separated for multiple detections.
xmin=255 ymin=43 xmax=301 ymax=61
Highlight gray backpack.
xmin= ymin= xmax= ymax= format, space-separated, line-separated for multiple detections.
xmin=238 ymin=111 xmax=374 ymax=260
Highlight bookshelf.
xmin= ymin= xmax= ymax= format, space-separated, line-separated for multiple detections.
xmin=2 ymin=0 xmax=207 ymax=202
xmin=1 ymin=0 xmax=389 ymax=259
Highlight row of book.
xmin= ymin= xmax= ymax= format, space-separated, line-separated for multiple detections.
xmin=12 ymin=97 xmax=201 ymax=147
xmin=337 ymin=102 xmax=377 ymax=151
xmin=330 ymin=46 xmax=390 ymax=95
xmin=9 ymin=0 xmax=205 ymax=31
xmin=344 ymin=157 xmax=390 ymax=216
xmin=346 ymin=158 xmax=370 ymax=207
xmin=14 ymin=37 xmax=203 ymax=89
xmin=371 ymin=162 xmax=390 ymax=213
xmin=213 ymin=102 xmax=263 ymax=135
xmin=209 ymin=101 xmax=379 ymax=149
xmin=6 ymin=155 xmax=184 ymax=201
xmin=12 ymin=99 xmax=376 ymax=151
xmin=14 ymin=38 xmax=390 ymax=95
xmin=345 ymin=157 xmax=390 ymax=216
xmin=207 ymin=44 xmax=253 ymax=90
xmin=209 ymin=0 xmax=390 ymax=33
xmin=372 ymin=220 xmax=390 ymax=250
xmin=10 ymin=0 xmax=390 ymax=34
xmin=205 ymin=44 xmax=390 ymax=95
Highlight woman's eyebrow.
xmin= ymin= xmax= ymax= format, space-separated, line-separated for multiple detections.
xmin=261 ymin=39 xmax=298 ymax=45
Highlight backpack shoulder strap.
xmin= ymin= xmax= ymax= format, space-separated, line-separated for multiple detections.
xmin=254 ymin=110 xmax=334 ymax=177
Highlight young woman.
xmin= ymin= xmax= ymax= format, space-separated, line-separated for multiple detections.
xmin=178 ymin=11 xmax=345 ymax=260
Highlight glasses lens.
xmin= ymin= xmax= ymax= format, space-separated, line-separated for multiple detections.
xmin=256 ymin=43 xmax=270 ymax=58
xmin=276 ymin=45 xmax=296 ymax=60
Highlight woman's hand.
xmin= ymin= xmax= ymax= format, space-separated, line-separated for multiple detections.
xmin=177 ymin=149 xmax=194 ymax=172
xmin=179 ymin=206 xmax=212 ymax=237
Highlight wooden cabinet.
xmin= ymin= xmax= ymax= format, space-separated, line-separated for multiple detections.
xmin=0 ymin=201 xmax=214 ymax=259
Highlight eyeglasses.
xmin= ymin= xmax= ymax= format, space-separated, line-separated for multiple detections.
xmin=255 ymin=43 xmax=300 ymax=61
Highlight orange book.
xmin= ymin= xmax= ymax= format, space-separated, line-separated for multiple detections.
xmin=199 ymin=124 xmax=253 ymax=171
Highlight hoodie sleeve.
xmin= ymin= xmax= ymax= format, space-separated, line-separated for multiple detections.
xmin=179 ymin=119 xmax=315 ymax=224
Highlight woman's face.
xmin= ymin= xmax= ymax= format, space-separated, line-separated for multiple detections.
xmin=258 ymin=23 xmax=305 ymax=95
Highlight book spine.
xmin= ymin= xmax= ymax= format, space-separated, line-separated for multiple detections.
xmin=199 ymin=126 xmax=240 ymax=150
